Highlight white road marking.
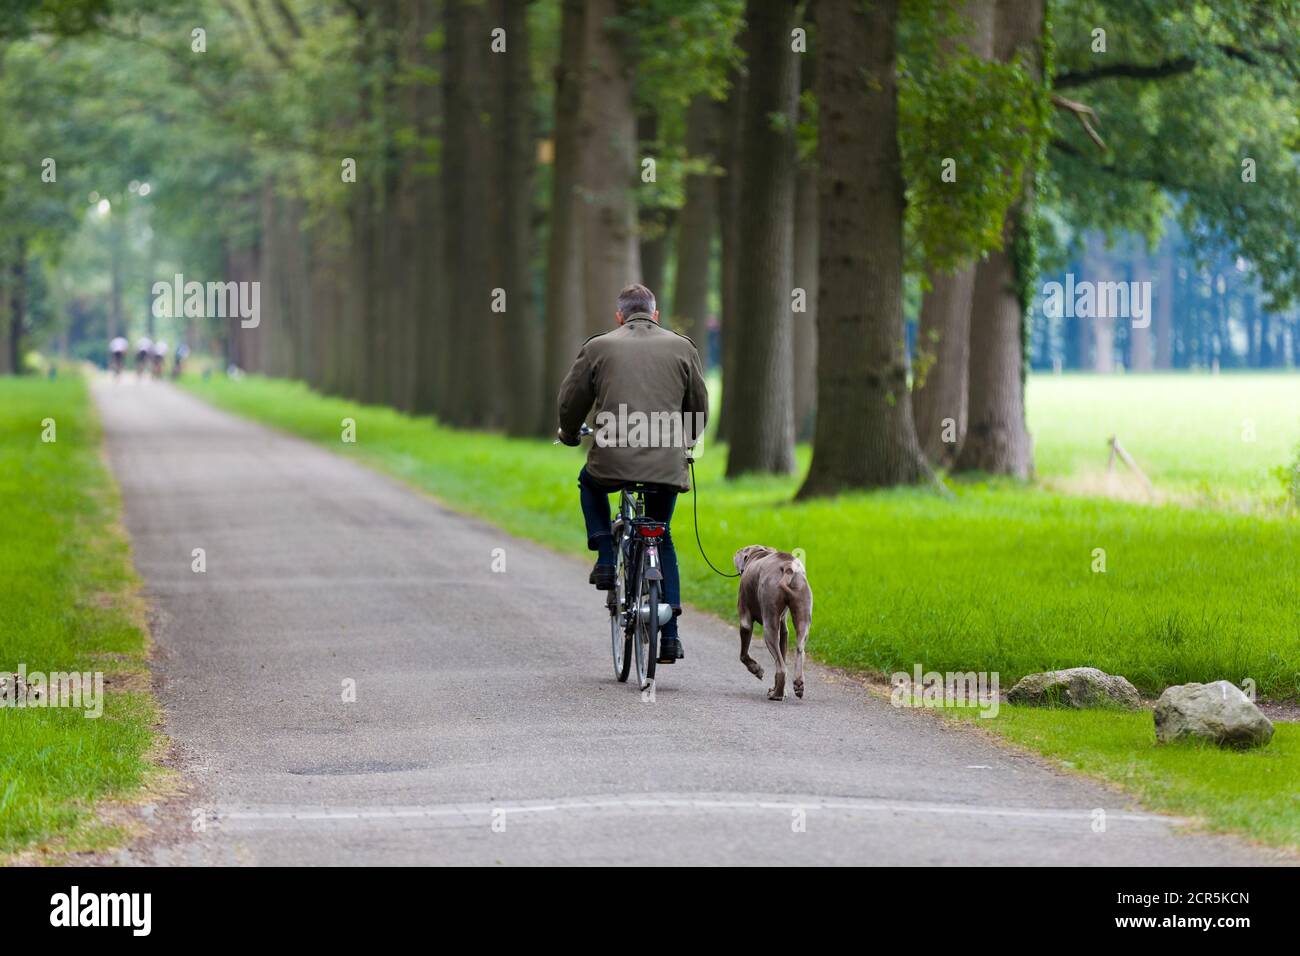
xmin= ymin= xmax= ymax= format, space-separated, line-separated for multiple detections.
xmin=212 ymin=791 xmax=1181 ymax=829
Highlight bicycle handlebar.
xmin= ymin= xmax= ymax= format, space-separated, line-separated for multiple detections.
xmin=552 ymin=423 xmax=593 ymax=445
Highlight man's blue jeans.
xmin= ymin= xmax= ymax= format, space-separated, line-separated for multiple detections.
xmin=578 ymin=466 xmax=680 ymax=639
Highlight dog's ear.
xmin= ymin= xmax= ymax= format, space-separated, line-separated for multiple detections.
xmin=733 ymin=547 xmax=750 ymax=574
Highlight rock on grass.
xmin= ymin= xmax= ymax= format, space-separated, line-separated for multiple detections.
xmin=1007 ymin=667 xmax=1141 ymax=710
xmin=1154 ymin=681 xmax=1274 ymax=749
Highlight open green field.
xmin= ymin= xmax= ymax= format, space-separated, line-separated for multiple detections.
xmin=0 ymin=376 xmax=157 ymax=856
xmin=1027 ymin=372 xmax=1300 ymax=506
xmin=183 ymin=372 xmax=1300 ymax=698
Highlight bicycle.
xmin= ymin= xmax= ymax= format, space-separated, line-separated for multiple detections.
xmin=557 ymin=424 xmax=672 ymax=691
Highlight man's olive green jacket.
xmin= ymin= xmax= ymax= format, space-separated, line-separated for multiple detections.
xmin=557 ymin=314 xmax=709 ymax=492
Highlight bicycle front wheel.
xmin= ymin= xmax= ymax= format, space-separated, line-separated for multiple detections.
xmin=610 ymin=541 xmax=631 ymax=682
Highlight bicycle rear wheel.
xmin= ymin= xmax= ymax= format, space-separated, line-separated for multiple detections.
xmin=633 ymin=573 xmax=659 ymax=690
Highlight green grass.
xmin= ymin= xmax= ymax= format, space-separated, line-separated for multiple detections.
xmin=946 ymin=704 xmax=1300 ymax=848
xmin=182 ymin=373 xmax=1300 ymax=699
xmin=1027 ymin=372 xmax=1300 ymax=505
xmin=0 ymin=374 xmax=157 ymax=856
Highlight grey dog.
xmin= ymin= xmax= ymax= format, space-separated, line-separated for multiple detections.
xmin=733 ymin=545 xmax=813 ymax=700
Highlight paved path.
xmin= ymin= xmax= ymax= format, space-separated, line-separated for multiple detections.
xmin=92 ymin=379 xmax=1264 ymax=865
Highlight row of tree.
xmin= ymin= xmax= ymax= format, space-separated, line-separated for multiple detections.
xmin=2 ymin=0 xmax=1298 ymax=495
xmin=1032 ymin=222 xmax=1300 ymax=373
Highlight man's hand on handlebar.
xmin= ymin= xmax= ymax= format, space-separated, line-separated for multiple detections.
xmin=554 ymin=423 xmax=593 ymax=446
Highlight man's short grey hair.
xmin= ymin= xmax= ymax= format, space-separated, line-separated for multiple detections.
xmin=617 ymin=283 xmax=656 ymax=317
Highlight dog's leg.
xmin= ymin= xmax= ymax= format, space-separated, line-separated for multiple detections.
xmin=739 ymin=608 xmax=763 ymax=680
xmin=778 ymin=617 xmax=790 ymax=693
xmin=792 ymin=605 xmax=810 ymax=699
xmin=763 ymin=614 xmax=785 ymax=701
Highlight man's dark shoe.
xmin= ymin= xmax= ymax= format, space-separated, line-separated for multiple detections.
xmin=657 ymin=636 xmax=683 ymax=663
xmin=589 ymin=563 xmax=616 ymax=590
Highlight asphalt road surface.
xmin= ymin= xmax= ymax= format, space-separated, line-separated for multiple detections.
xmin=91 ymin=379 xmax=1264 ymax=865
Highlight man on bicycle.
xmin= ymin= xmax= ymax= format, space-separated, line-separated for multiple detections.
xmin=556 ymin=283 xmax=709 ymax=664
xmin=109 ymin=336 xmax=128 ymax=376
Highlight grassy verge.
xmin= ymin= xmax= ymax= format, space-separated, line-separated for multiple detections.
xmin=943 ymin=703 xmax=1299 ymax=848
xmin=181 ymin=374 xmax=1299 ymax=849
xmin=0 ymin=374 xmax=158 ymax=857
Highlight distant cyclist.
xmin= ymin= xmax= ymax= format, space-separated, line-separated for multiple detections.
xmin=134 ymin=336 xmax=153 ymax=377
xmin=172 ymin=343 xmax=190 ymax=379
xmin=109 ymin=336 xmax=128 ymax=377
xmin=556 ymin=283 xmax=709 ymax=664
xmin=152 ymin=340 xmax=168 ymax=377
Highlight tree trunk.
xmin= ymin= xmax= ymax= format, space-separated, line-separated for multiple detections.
xmin=637 ymin=110 xmax=671 ymax=304
xmin=1092 ymin=243 xmax=1116 ymax=373
xmin=716 ymin=59 xmax=747 ymax=442
xmin=725 ymin=0 xmax=800 ymax=477
xmin=1130 ymin=251 xmax=1153 ymax=371
xmin=443 ymin=0 xmax=499 ymax=426
xmin=0 ymin=251 xmax=10 ymax=376
xmin=7 ymin=238 xmax=25 ymax=375
xmin=543 ymin=0 xmax=588 ymax=422
xmin=1154 ymin=239 xmax=1174 ymax=369
xmin=910 ymin=0 xmax=993 ymax=466
xmin=579 ymin=0 xmax=640 ymax=336
xmin=493 ymin=0 xmax=542 ymax=435
xmin=913 ymin=268 xmax=975 ymax=465
xmin=671 ymin=94 xmax=718 ymax=365
xmin=792 ymin=165 xmax=818 ymax=441
xmin=952 ymin=0 xmax=1041 ymax=479
xmin=797 ymin=0 xmax=930 ymax=497
xmin=109 ymin=215 xmax=125 ymax=340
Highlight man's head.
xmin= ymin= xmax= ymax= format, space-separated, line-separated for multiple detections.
xmin=615 ymin=283 xmax=658 ymax=326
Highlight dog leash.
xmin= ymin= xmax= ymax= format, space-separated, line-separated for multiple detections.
xmin=689 ymin=458 xmax=741 ymax=578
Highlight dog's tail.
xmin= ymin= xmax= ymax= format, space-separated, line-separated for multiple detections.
xmin=779 ymin=558 xmax=807 ymax=598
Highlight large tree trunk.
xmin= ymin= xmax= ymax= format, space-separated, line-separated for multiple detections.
xmin=637 ymin=110 xmax=671 ymax=303
xmin=716 ymin=57 xmax=747 ymax=442
xmin=443 ymin=0 xmax=499 ymax=426
xmin=952 ymin=0 xmax=1041 ymax=479
xmin=725 ymin=0 xmax=800 ymax=477
xmin=913 ymin=268 xmax=975 ymax=465
xmin=543 ymin=0 xmax=588 ymax=419
xmin=672 ymin=95 xmax=718 ymax=364
xmin=797 ymin=0 xmax=929 ymax=497
xmin=493 ymin=0 xmax=542 ymax=435
xmin=792 ymin=165 xmax=818 ymax=441
xmin=579 ymin=0 xmax=639 ymax=336
xmin=910 ymin=0 xmax=994 ymax=466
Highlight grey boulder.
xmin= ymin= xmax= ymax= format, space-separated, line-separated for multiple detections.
xmin=1154 ymin=681 xmax=1274 ymax=749
xmin=1007 ymin=667 xmax=1141 ymax=710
